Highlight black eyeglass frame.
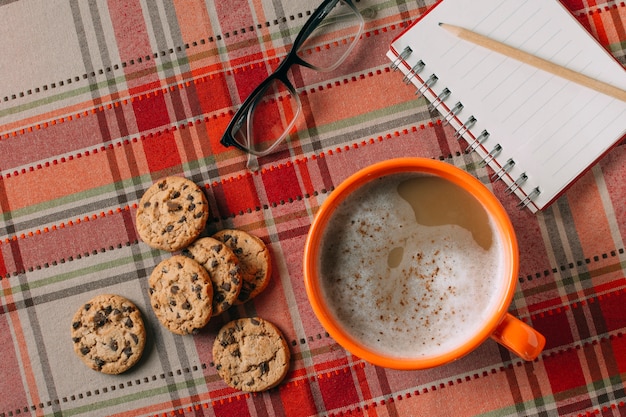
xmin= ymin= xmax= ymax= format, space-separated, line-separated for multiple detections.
xmin=220 ymin=0 xmax=364 ymax=156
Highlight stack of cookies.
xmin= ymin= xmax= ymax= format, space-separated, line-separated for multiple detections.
xmin=71 ymin=176 xmax=290 ymax=392
xmin=135 ymin=176 xmax=272 ymax=335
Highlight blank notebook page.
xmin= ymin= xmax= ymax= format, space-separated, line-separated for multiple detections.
xmin=388 ymin=0 xmax=626 ymax=211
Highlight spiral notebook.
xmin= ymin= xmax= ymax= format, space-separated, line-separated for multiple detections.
xmin=386 ymin=0 xmax=626 ymax=213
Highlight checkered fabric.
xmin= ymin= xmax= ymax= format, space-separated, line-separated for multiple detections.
xmin=1 ymin=0 xmax=625 ymax=416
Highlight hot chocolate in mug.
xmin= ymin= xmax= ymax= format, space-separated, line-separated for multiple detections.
xmin=303 ymin=158 xmax=545 ymax=369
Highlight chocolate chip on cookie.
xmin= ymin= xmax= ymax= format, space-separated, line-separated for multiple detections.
xmin=213 ymin=317 xmax=290 ymax=392
xmin=212 ymin=229 xmax=271 ymax=304
xmin=182 ymin=237 xmax=242 ymax=316
xmin=136 ymin=176 xmax=209 ymax=252
xmin=71 ymin=294 xmax=146 ymax=374
xmin=148 ymin=255 xmax=213 ymax=335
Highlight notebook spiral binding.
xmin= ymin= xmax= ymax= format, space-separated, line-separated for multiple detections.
xmin=392 ymin=46 xmax=541 ymax=210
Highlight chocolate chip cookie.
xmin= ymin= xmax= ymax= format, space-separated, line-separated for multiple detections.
xmin=213 ymin=317 xmax=290 ymax=392
xmin=148 ymin=255 xmax=213 ymax=335
xmin=181 ymin=237 xmax=242 ymax=316
xmin=212 ymin=229 xmax=271 ymax=304
xmin=136 ymin=176 xmax=209 ymax=252
xmin=71 ymin=294 xmax=146 ymax=374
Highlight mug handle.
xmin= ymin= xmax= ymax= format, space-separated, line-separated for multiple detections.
xmin=490 ymin=313 xmax=546 ymax=361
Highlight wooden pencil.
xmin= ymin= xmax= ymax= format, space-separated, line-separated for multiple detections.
xmin=439 ymin=22 xmax=626 ymax=102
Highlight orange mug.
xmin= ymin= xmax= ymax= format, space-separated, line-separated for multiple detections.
xmin=303 ymin=158 xmax=545 ymax=370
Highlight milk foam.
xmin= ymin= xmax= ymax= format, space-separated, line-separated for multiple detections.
xmin=319 ymin=174 xmax=505 ymax=358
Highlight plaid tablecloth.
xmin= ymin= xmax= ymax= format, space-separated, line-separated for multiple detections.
xmin=1 ymin=0 xmax=625 ymax=416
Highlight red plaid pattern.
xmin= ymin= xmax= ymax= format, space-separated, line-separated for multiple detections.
xmin=1 ymin=0 xmax=625 ymax=416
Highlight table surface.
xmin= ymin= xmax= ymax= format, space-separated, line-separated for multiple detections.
xmin=1 ymin=1 xmax=625 ymax=416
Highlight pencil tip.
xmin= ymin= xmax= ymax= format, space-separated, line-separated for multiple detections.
xmin=438 ymin=22 xmax=443 ymax=26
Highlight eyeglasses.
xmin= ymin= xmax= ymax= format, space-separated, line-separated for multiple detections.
xmin=220 ymin=0 xmax=366 ymax=168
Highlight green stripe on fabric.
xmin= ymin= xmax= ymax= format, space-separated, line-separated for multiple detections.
xmin=0 ymin=252 xmax=155 ymax=297
xmin=513 ymin=259 xmax=626 ymax=303
xmin=0 ymin=56 xmax=187 ymax=119
xmin=44 ymin=377 xmax=210 ymax=417
xmin=473 ymin=395 xmax=556 ymax=417
xmin=0 ymin=175 xmax=154 ymax=223
xmin=0 ymin=79 xmax=122 ymax=119
xmin=609 ymin=40 xmax=626 ymax=55
xmin=291 ymin=97 xmax=425 ymax=143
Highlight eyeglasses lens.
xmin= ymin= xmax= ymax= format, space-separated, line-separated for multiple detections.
xmin=230 ymin=78 xmax=301 ymax=155
xmin=228 ymin=0 xmax=364 ymax=156
xmin=296 ymin=0 xmax=364 ymax=71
